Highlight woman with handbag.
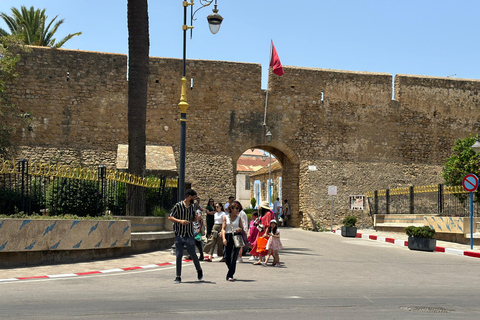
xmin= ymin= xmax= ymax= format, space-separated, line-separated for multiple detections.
xmin=231 ymin=200 xmax=249 ymax=263
xmin=222 ymin=203 xmax=245 ymax=281
xmin=203 ymin=203 xmax=225 ymax=262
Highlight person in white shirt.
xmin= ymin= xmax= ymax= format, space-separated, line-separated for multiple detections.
xmin=203 ymin=203 xmax=225 ymax=262
xmin=222 ymin=202 xmax=245 ymax=281
xmin=231 ymin=200 xmax=249 ymax=263
xmin=273 ymin=198 xmax=281 ymax=221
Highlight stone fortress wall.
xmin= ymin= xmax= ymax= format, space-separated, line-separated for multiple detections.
xmin=9 ymin=46 xmax=480 ymax=229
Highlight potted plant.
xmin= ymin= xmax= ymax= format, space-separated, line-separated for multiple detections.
xmin=405 ymin=226 xmax=436 ymax=252
xmin=341 ymin=216 xmax=357 ymax=237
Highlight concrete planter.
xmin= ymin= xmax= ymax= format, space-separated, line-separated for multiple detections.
xmin=408 ymin=237 xmax=436 ymax=252
xmin=341 ymin=226 xmax=357 ymax=237
xmin=0 ymin=219 xmax=131 ymax=252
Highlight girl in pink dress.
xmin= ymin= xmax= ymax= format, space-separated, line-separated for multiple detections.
xmin=263 ymin=220 xmax=283 ymax=267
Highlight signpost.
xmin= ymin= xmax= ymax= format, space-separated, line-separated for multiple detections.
xmin=462 ymin=174 xmax=479 ymax=249
xmin=349 ymin=195 xmax=366 ymax=229
xmin=328 ymin=186 xmax=337 ymax=232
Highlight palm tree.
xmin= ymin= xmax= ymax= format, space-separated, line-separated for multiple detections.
xmin=126 ymin=0 xmax=149 ymax=216
xmin=0 ymin=6 xmax=81 ymax=48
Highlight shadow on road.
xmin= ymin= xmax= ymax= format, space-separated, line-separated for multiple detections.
xmin=281 ymin=247 xmax=317 ymax=256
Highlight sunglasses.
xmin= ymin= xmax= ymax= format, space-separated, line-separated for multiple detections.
xmin=230 ymin=207 xmax=239 ymax=210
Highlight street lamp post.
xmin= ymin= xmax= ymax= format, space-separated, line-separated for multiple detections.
xmin=266 ymin=129 xmax=272 ymax=204
xmin=178 ymin=0 xmax=223 ymax=200
xmin=472 ymin=137 xmax=480 ymax=154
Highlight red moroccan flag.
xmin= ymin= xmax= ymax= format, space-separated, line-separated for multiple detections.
xmin=270 ymin=40 xmax=284 ymax=76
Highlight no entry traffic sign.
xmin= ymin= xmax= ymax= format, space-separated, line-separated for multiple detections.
xmin=462 ymin=174 xmax=479 ymax=192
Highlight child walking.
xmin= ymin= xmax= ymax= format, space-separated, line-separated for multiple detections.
xmin=262 ymin=219 xmax=283 ymax=267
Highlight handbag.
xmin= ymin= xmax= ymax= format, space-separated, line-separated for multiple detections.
xmin=233 ymin=233 xmax=245 ymax=248
xmin=256 ymin=236 xmax=268 ymax=254
xmin=228 ymin=215 xmax=245 ymax=248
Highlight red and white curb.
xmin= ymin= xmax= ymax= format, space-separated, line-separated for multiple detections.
xmin=0 ymin=257 xmax=209 ymax=283
xmin=334 ymin=230 xmax=480 ymax=259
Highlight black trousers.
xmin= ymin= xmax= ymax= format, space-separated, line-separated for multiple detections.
xmin=223 ymin=233 xmax=240 ymax=279
xmin=194 ymin=238 xmax=204 ymax=259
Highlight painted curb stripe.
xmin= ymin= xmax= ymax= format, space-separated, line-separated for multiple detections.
xmin=0 ymin=258 xmax=197 ymax=283
xmin=17 ymin=276 xmax=49 ymax=280
xmin=464 ymin=251 xmax=480 ymax=258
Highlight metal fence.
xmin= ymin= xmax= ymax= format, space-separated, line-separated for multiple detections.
xmin=0 ymin=159 xmax=178 ymax=216
xmin=366 ymin=184 xmax=480 ymax=217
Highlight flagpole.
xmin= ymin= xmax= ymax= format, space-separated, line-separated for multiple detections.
xmin=263 ymin=40 xmax=273 ymax=127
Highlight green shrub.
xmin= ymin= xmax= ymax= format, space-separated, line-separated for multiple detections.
xmin=0 ymin=188 xmax=22 ymax=215
xmin=342 ymin=216 xmax=357 ymax=228
xmin=405 ymin=226 xmax=436 ymax=239
xmin=250 ymin=197 xmax=257 ymax=209
xmin=152 ymin=206 xmax=167 ymax=217
xmin=46 ymin=178 xmax=104 ymax=217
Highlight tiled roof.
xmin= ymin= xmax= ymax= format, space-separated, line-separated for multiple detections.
xmin=236 ymin=152 xmax=277 ymax=173
xmin=250 ymin=161 xmax=282 ymax=176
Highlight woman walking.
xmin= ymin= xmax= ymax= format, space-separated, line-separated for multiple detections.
xmin=222 ymin=203 xmax=245 ymax=281
xmin=203 ymin=203 xmax=225 ymax=262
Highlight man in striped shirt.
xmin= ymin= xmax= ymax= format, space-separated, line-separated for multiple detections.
xmin=168 ymin=189 xmax=203 ymax=284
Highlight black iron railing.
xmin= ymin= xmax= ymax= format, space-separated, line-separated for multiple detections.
xmin=0 ymin=159 xmax=178 ymax=216
xmin=367 ymin=184 xmax=479 ymax=217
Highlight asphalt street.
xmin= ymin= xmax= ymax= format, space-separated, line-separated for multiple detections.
xmin=1 ymin=228 xmax=480 ymax=319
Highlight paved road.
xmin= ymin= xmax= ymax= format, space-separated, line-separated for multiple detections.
xmin=1 ymin=228 xmax=480 ymax=319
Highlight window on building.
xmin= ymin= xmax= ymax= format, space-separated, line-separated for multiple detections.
xmin=245 ymin=175 xmax=250 ymax=190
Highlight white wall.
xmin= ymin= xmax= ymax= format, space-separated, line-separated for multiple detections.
xmin=236 ymin=173 xmax=251 ymax=209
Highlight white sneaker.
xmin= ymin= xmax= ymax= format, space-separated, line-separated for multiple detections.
xmin=248 ymin=256 xmax=255 ymax=261
xmin=237 ymin=257 xmax=243 ymax=263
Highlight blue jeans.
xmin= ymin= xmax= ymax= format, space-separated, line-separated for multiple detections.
xmin=175 ymin=235 xmax=202 ymax=277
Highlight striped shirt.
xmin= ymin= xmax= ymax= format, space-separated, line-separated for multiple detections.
xmin=170 ymin=200 xmax=196 ymax=237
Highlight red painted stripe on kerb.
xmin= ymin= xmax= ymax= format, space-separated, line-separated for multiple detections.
xmin=76 ymin=271 xmax=101 ymax=276
xmin=385 ymin=238 xmax=395 ymax=244
xmin=122 ymin=266 xmax=142 ymax=271
xmin=435 ymin=246 xmax=446 ymax=252
xmin=156 ymin=262 xmax=172 ymax=266
xmin=369 ymin=235 xmax=377 ymax=240
xmin=464 ymin=251 xmax=480 ymax=258
xmin=356 ymin=233 xmax=362 ymax=238
xmin=16 ymin=276 xmax=49 ymax=280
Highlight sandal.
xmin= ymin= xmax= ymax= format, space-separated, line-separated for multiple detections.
xmin=253 ymin=261 xmax=262 ymax=265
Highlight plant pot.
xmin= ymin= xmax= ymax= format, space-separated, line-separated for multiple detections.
xmin=408 ymin=236 xmax=437 ymax=252
xmin=341 ymin=226 xmax=357 ymax=237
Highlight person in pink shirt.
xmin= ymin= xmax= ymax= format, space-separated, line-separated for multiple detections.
xmin=247 ymin=211 xmax=259 ymax=261
xmin=250 ymin=202 xmax=273 ymax=265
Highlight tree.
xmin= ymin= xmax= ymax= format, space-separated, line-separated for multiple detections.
xmin=442 ymin=135 xmax=480 ymax=187
xmin=0 ymin=6 xmax=81 ymax=48
xmin=126 ymin=0 xmax=149 ymax=216
xmin=0 ymin=35 xmax=30 ymax=158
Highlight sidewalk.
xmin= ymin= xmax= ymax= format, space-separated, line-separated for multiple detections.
xmin=335 ymin=228 xmax=480 ymax=257
xmin=0 ymin=249 xmax=176 ymax=282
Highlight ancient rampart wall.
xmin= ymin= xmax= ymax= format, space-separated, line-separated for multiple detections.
xmin=8 ymin=46 xmax=480 ymax=228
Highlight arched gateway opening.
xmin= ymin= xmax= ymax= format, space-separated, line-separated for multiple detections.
xmin=233 ymin=141 xmax=301 ymax=227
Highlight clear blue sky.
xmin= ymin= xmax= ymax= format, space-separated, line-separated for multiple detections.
xmin=1 ymin=0 xmax=479 ymax=89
